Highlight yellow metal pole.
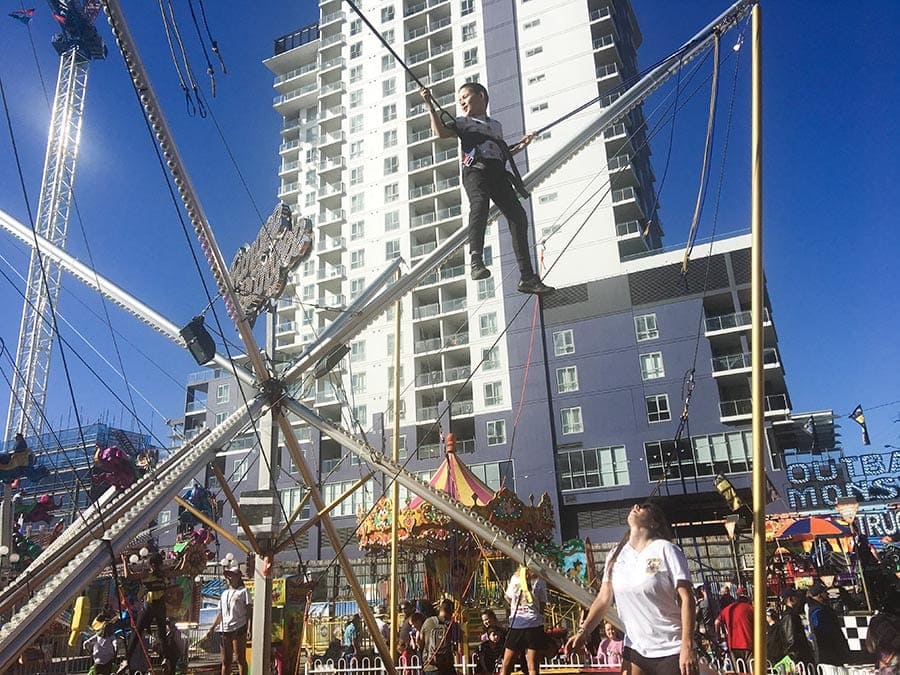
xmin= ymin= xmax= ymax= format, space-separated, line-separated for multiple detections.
xmin=750 ymin=6 xmax=767 ymax=675
xmin=173 ymin=496 xmax=251 ymax=554
xmin=389 ymin=269 xmax=403 ymax=658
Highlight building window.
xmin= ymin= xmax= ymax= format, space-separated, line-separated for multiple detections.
xmin=350 ymin=18 xmax=362 ymax=34
xmin=561 ymin=406 xmax=583 ymax=434
xmin=530 ymin=102 xmax=549 ymax=113
xmin=387 ymin=364 xmax=404 ymax=385
xmin=556 ymin=366 xmax=579 ymax=393
xmin=383 ymin=103 xmax=397 ymax=122
xmin=484 ymin=382 xmax=503 ymax=406
xmin=384 ymin=183 xmax=400 ymax=202
xmin=350 ymin=140 xmax=364 ymax=158
xmin=350 ymin=193 xmax=365 ymax=213
xmin=215 ymin=411 xmax=227 ymax=426
xmin=350 ymin=90 xmax=363 ymax=108
xmin=350 ymin=42 xmax=362 ymax=59
xmin=323 ymin=478 xmax=375 ymax=517
xmin=523 ymin=18 xmax=541 ymax=29
xmin=280 ymin=488 xmax=310 ymax=519
xmin=233 ymin=455 xmax=250 ymax=481
xmin=382 ymin=54 xmax=395 ymax=71
xmin=640 ymin=352 xmax=665 ymax=380
xmin=383 ymin=129 xmax=398 ymax=148
xmin=302 ymin=284 xmax=315 ymax=301
xmin=646 ymin=394 xmax=671 ymax=423
xmin=384 ymin=211 xmax=400 ymax=231
xmin=538 ymin=192 xmax=557 ymax=204
xmin=349 ymin=65 xmax=363 ymax=83
xmin=350 ymin=166 xmax=364 ymax=185
xmin=463 ymin=47 xmax=478 ymax=67
xmin=479 ymin=312 xmax=498 ymax=337
xmin=350 ymin=340 xmax=365 ymax=362
xmin=384 ymin=155 xmax=400 ymax=175
xmin=350 ymin=221 xmax=365 ymax=240
xmin=351 ymin=372 xmax=367 ymax=393
xmin=477 ymin=278 xmax=495 ymax=300
xmin=557 ymin=445 xmax=629 ymax=490
xmin=353 ymin=404 xmax=368 ymax=426
xmin=483 ymin=245 xmax=493 ymax=266
xmin=482 ymin=346 xmax=500 ymax=370
xmin=635 ymin=313 xmax=659 ymax=341
xmin=157 ymin=510 xmax=171 ymax=525
xmin=525 ymin=46 xmax=543 ymax=57
xmin=350 ymin=278 xmax=365 ymax=300
xmin=386 ymin=239 xmax=401 ymax=260
xmin=465 ymin=73 xmax=480 ymax=85
xmin=462 ymin=22 xmax=476 ymax=41
xmin=486 ymin=419 xmax=506 ymax=445
xmin=461 ymin=0 xmax=474 ymax=15
xmin=350 ymin=115 xmax=364 ymax=134
xmin=383 ymin=29 xmax=395 ymax=44
xmin=382 ymin=78 xmax=396 ymax=97
xmin=527 ymin=73 xmax=546 ymax=85
xmin=351 ymin=249 xmax=366 ymax=269
xmin=381 ymin=5 xmax=394 ymax=21
xmin=469 ymin=460 xmax=515 ymax=493
xmin=553 ymin=329 xmax=574 ymax=356
xmin=216 ymin=383 xmax=230 ymax=404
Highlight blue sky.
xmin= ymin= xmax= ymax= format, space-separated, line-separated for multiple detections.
xmin=0 ymin=1 xmax=897 ymax=452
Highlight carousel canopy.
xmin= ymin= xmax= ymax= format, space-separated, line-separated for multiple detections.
xmin=358 ymin=447 xmax=555 ymax=552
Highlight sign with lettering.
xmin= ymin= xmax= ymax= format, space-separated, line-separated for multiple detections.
xmin=230 ymin=203 xmax=313 ymax=327
xmin=785 ymin=451 xmax=900 ymax=509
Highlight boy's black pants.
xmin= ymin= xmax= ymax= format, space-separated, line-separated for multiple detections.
xmin=462 ymin=161 xmax=535 ymax=279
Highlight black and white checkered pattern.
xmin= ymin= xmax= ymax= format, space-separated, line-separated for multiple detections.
xmin=841 ymin=614 xmax=872 ymax=653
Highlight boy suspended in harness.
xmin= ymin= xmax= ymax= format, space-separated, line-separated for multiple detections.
xmin=421 ymin=83 xmax=554 ymax=295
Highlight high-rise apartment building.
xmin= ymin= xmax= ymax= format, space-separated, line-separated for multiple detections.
xmin=253 ymin=0 xmax=795 ymax=577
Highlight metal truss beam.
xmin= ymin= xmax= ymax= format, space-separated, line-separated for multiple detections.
xmin=0 ymin=209 xmax=256 ymax=386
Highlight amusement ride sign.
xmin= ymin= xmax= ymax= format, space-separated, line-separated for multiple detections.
xmin=785 ymin=450 xmax=900 ymax=513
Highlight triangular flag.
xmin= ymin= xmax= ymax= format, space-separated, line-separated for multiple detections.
xmin=8 ymin=8 xmax=35 ymax=25
xmin=848 ymin=404 xmax=871 ymax=445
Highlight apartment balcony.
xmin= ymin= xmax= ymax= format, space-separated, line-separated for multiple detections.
xmin=412 ymin=296 xmax=466 ymax=320
xmin=317 ymin=182 xmax=345 ymax=202
xmin=275 ymin=321 xmax=296 ymax=335
xmin=414 ymin=332 xmax=469 ymax=354
xmin=711 ymin=348 xmax=780 ymax=378
xmin=408 ymin=128 xmax=434 ymax=144
xmin=316 ymin=209 xmax=346 ymax=227
xmin=589 ymin=5 xmax=613 ymax=22
xmin=719 ymin=393 xmax=791 ymax=423
xmin=318 ymin=157 xmax=345 ymax=174
xmin=410 ymin=241 xmax=437 ymax=258
xmin=444 ymin=364 xmax=471 ymax=382
xmin=409 ymin=93 xmax=454 ymax=117
xmin=318 ymin=56 xmax=345 ymax=75
xmin=274 ymin=82 xmax=317 ymax=108
xmin=274 ymin=61 xmax=318 ymax=88
xmin=316 ymin=236 xmax=346 ymax=254
xmin=416 ymin=400 xmax=472 ymax=422
xmin=404 ymin=0 xmax=449 ymax=18
xmin=417 ymin=438 xmax=475 ymax=457
xmin=705 ymin=308 xmax=772 ymax=336
xmin=317 ymin=264 xmax=346 ymax=282
xmin=279 ymin=140 xmax=301 ymax=155
xmin=410 ymin=204 xmax=462 ymax=229
xmin=415 ymin=370 xmax=444 ymax=387
xmin=611 ymin=186 xmax=645 ymax=221
xmin=184 ymin=400 xmax=206 ymax=415
xmin=319 ymin=10 xmax=345 ymax=26
xmin=434 ymin=147 xmax=457 ymax=165
xmin=319 ymin=81 xmax=346 ymax=98
xmin=278 ymin=182 xmax=300 ymax=198
xmin=409 ymin=175 xmax=459 ymax=200
xmin=603 ymin=122 xmax=635 ymax=155
xmin=409 ymin=155 xmax=434 ymax=172
xmin=318 ymin=33 xmax=345 ymax=50
xmin=450 ymin=400 xmax=474 ymax=417
xmin=596 ymin=61 xmax=621 ymax=84
xmin=319 ymin=105 xmax=346 ymax=123
xmin=318 ymin=131 xmax=345 ymax=149
xmin=279 ymin=160 xmax=300 ymax=176
xmin=315 ymin=385 xmax=339 ymax=404
xmin=607 ymin=153 xmax=638 ymax=190
xmin=417 ymin=264 xmax=466 ymax=288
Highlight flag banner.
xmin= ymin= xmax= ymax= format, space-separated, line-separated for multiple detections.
xmin=9 ymin=8 xmax=35 ymax=24
xmin=848 ymin=404 xmax=871 ymax=445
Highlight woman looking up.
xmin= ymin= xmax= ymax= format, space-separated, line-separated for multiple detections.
xmin=564 ymin=503 xmax=698 ymax=675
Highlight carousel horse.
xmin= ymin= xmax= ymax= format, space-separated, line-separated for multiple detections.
xmin=0 ymin=448 xmax=50 ymax=485
xmin=15 ymin=493 xmax=61 ymax=525
xmin=91 ymin=445 xmax=138 ymax=492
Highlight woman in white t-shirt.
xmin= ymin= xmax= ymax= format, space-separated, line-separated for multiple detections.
xmin=564 ymin=503 xmax=697 ymax=675
xmin=207 ymin=566 xmax=252 ymax=675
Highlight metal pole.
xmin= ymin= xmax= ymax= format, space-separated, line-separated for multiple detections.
xmin=750 ymin=7 xmax=767 ymax=675
xmin=389 ymin=270 xmax=402 ymax=657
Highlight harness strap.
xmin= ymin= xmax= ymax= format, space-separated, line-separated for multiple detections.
xmin=445 ymin=122 xmax=530 ymax=199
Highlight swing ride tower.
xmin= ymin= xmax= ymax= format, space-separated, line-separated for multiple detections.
xmin=4 ymin=0 xmax=106 ymax=441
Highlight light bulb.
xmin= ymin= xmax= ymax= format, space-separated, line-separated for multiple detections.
xmin=0 ymin=545 xmax=8 ymax=556
xmin=195 ymin=575 xmax=203 ymax=583
xmin=225 ymin=552 xmax=234 ymax=562
xmin=9 ymin=553 xmax=20 ymax=563
xmin=220 ymin=559 xmax=228 ymax=566
xmin=139 ymin=547 xmax=149 ymax=558
xmin=130 ymin=554 xmax=140 ymax=564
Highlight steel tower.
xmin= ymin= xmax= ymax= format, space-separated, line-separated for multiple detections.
xmin=4 ymin=0 xmax=106 ymax=440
